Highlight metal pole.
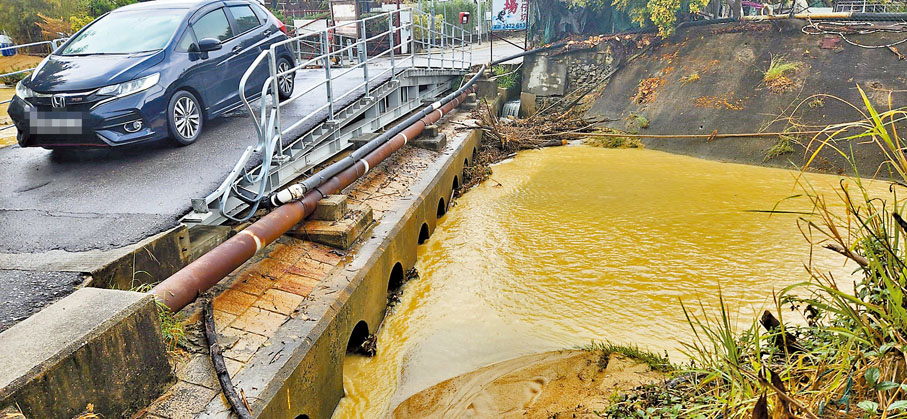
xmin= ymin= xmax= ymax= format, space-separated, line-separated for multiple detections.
xmin=360 ymin=19 xmax=370 ymax=98
xmin=429 ymin=10 xmax=435 ymax=68
xmin=396 ymin=0 xmax=402 ymax=54
xmin=490 ymin=18 xmax=494 ymax=63
xmin=461 ymin=27 xmax=466 ymax=69
xmin=477 ymin=1 xmax=482 ymax=45
xmin=269 ymin=49 xmax=281 ymax=147
xmin=322 ymin=32 xmax=335 ymax=121
xmin=523 ymin=0 xmax=531 ymax=49
xmin=470 ymin=23 xmax=474 ymax=66
xmin=389 ymin=14 xmax=396 ymax=78
xmin=441 ymin=23 xmax=446 ymax=68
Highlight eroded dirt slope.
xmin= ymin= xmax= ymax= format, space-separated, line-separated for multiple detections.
xmin=587 ymin=20 xmax=906 ymax=174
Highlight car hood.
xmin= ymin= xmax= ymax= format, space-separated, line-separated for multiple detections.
xmin=26 ymin=51 xmax=165 ymax=93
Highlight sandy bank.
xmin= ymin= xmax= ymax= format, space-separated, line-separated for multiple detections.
xmin=392 ymin=350 xmax=663 ymax=418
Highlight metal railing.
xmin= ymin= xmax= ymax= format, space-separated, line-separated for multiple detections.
xmin=1 ymin=38 xmax=67 ymax=134
xmin=833 ymin=0 xmax=905 ymax=12
xmin=203 ymin=7 xmax=473 ymax=222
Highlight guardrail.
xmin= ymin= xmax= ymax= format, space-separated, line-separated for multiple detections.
xmin=201 ymin=7 xmax=473 ymax=223
xmin=1 ymin=38 xmax=67 ymax=134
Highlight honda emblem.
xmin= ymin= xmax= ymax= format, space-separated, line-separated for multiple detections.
xmin=51 ymin=95 xmax=65 ymax=108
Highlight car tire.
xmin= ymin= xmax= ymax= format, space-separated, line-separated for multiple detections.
xmin=276 ymin=57 xmax=295 ymax=101
xmin=168 ymin=90 xmax=203 ymax=146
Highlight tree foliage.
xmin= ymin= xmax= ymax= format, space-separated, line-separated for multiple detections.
xmin=0 ymin=0 xmax=138 ymax=43
xmin=0 ymin=0 xmax=51 ymax=43
xmin=611 ymin=0 xmax=710 ymax=36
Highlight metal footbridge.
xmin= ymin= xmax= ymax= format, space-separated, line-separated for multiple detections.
xmin=185 ymin=7 xmax=475 ymax=226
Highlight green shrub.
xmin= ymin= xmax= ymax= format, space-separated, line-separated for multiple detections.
xmin=69 ymin=14 xmax=93 ymax=32
xmin=492 ymin=65 xmax=521 ymax=89
xmin=0 ymin=67 xmax=30 ymax=86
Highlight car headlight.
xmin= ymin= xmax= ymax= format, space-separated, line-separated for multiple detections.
xmin=15 ymin=81 xmax=47 ymax=99
xmin=97 ymin=73 xmax=160 ymax=98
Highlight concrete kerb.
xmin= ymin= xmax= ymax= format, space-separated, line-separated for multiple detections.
xmin=196 ymin=126 xmax=481 ymax=418
xmin=0 ymin=288 xmax=173 ymax=418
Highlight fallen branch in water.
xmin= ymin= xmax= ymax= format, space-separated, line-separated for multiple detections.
xmin=474 ymin=100 xmax=603 ymax=152
xmin=203 ymin=299 xmax=253 ymax=419
xmin=562 ymin=130 xmax=828 ymax=140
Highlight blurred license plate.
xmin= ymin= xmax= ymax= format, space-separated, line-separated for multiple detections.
xmin=29 ymin=111 xmax=85 ymax=135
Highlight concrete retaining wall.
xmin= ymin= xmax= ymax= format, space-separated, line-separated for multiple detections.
xmin=213 ymin=128 xmax=481 ymax=419
xmin=0 ymin=288 xmax=173 ymax=418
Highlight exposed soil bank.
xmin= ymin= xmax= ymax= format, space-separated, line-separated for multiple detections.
xmin=585 ymin=19 xmax=905 ymax=175
xmin=392 ymin=350 xmax=662 ymax=418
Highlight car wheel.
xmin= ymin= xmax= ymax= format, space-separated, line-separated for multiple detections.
xmin=168 ymin=90 xmax=203 ymax=146
xmin=276 ymin=57 xmax=294 ymax=101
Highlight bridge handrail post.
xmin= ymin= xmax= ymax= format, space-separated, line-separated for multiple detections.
xmin=428 ymin=12 xmax=434 ymax=69
xmin=460 ymin=27 xmax=465 ymax=69
xmin=360 ymin=19 xmax=370 ymax=99
xmin=322 ymin=31 xmax=336 ymax=122
xmin=389 ymin=13 xmax=396 ymax=79
xmin=469 ymin=25 xmax=473 ymax=67
xmin=268 ymin=49 xmax=282 ymax=149
xmin=410 ymin=18 xmax=416 ymax=69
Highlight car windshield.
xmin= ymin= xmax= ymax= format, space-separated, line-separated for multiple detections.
xmin=61 ymin=10 xmax=186 ymax=55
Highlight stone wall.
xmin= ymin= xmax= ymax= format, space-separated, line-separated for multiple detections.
xmin=521 ymin=38 xmax=643 ymax=114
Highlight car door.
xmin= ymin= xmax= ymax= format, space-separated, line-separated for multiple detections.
xmin=190 ymin=6 xmax=241 ymax=114
xmin=224 ymin=3 xmax=269 ymax=100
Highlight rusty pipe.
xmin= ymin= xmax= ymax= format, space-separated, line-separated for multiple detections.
xmin=151 ymin=80 xmax=478 ymax=311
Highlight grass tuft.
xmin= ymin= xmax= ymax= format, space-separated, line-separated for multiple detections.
xmin=763 ymin=129 xmax=799 ymax=161
xmin=130 ymin=282 xmax=186 ymax=351
xmin=763 ymin=55 xmax=802 ymax=93
xmin=492 ymin=65 xmax=521 ymax=90
xmin=584 ymin=341 xmax=673 ymax=372
xmin=762 ymin=55 xmax=801 ymax=83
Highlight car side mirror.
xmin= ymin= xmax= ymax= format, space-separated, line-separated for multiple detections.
xmin=198 ymin=38 xmax=222 ymax=52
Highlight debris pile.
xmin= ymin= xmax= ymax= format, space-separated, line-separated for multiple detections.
xmin=460 ymin=102 xmax=606 ymax=190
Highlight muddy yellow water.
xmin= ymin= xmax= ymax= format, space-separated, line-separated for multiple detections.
xmin=333 ymin=145 xmax=863 ymax=418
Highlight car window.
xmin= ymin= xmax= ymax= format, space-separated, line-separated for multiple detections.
xmin=193 ymin=8 xmax=233 ymax=42
xmin=176 ymin=28 xmax=196 ymax=52
xmin=229 ymin=5 xmax=260 ymax=34
xmin=60 ymin=10 xmax=185 ymax=55
xmin=250 ymin=3 xmax=270 ymax=22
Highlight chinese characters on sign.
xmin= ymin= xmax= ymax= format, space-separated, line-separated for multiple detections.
xmin=491 ymin=0 xmax=528 ymax=31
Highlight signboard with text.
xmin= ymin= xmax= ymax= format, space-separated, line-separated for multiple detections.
xmin=330 ymin=0 xmax=359 ymax=37
xmin=491 ymin=0 xmax=528 ymax=31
